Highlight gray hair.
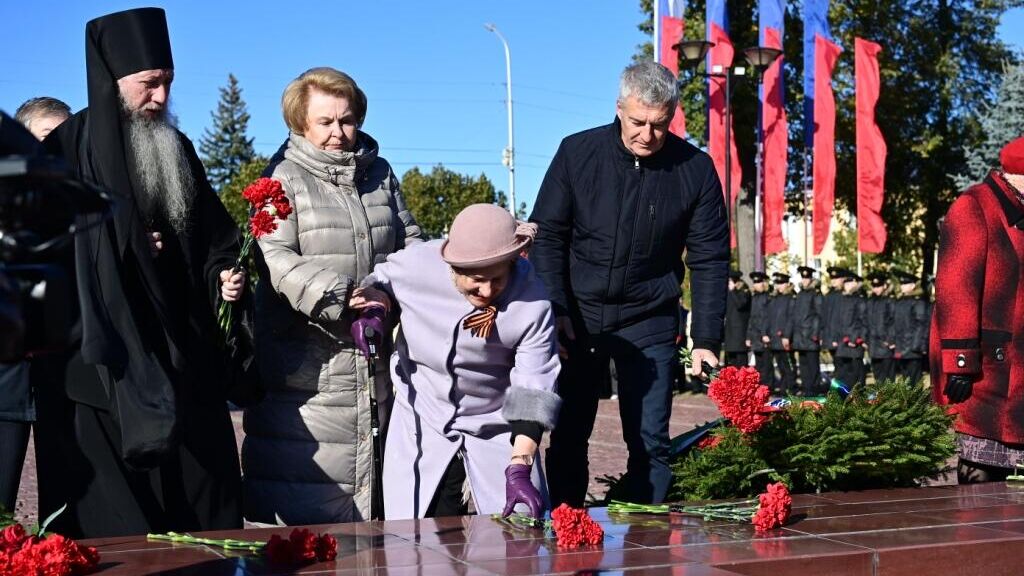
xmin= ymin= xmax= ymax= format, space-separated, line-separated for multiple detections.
xmin=14 ymin=97 xmax=71 ymax=128
xmin=617 ymin=61 xmax=679 ymax=107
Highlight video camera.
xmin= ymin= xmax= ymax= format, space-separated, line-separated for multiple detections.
xmin=0 ymin=111 xmax=113 ymax=361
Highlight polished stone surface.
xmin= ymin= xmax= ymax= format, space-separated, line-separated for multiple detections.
xmin=80 ymin=484 xmax=1024 ymax=575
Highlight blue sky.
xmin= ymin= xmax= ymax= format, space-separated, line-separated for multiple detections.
xmin=2 ymin=2 xmax=1022 ymax=213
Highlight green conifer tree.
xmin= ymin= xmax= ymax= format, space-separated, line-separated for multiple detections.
xmin=200 ymin=74 xmax=256 ymax=192
xmin=955 ymin=61 xmax=1024 ymax=189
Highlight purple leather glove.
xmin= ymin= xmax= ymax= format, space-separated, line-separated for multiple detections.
xmin=502 ymin=463 xmax=543 ymax=520
xmin=351 ymin=306 xmax=385 ymax=358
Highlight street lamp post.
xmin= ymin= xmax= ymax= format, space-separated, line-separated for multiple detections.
xmin=742 ymin=47 xmax=782 ymax=273
xmin=675 ymin=40 xmax=745 ymax=258
xmin=675 ymin=41 xmax=781 ymax=273
xmin=484 ymin=23 xmax=516 ymax=216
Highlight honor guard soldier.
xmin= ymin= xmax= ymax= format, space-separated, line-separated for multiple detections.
xmin=793 ymin=266 xmax=823 ymax=394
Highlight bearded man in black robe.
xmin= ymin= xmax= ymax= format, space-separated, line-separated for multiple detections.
xmin=36 ymin=7 xmax=245 ymax=538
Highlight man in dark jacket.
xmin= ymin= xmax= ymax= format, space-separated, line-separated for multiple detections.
xmin=834 ymin=273 xmax=868 ymax=387
xmin=792 ymin=266 xmax=823 ymax=395
xmin=891 ymin=270 xmax=928 ymax=386
xmin=865 ymin=271 xmax=897 ymax=384
xmin=723 ymin=270 xmax=751 ymax=368
xmin=765 ymin=273 xmax=796 ymax=394
xmin=531 ymin=61 xmax=729 ymax=506
xmin=746 ymin=271 xmax=772 ymax=386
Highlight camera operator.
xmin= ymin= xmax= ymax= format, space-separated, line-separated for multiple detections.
xmin=0 ymin=99 xmax=69 ymax=512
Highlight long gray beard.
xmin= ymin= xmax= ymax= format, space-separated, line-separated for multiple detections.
xmin=124 ymin=104 xmax=193 ymax=234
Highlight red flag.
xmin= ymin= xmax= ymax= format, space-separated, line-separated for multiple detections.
xmin=762 ymin=27 xmax=788 ymax=255
xmin=856 ymin=38 xmax=887 ymax=254
xmin=658 ymin=1 xmax=687 ymax=138
xmin=812 ymin=35 xmax=842 ymax=255
xmin=708 ymin=23 xmax=742 ymax=241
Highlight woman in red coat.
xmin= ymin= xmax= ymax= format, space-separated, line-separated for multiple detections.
xmin=932 ymin=136 xmax=1024 ymax=483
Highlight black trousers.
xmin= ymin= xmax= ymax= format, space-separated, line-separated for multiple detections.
xmin=753 ymin=350 xmax=773 ymax=389
xmin=426 ymin=453 xmax=469 ymax=518
xmin=769 ymin=350 xmax=796 ymax=394
xmin=834 ymin=356 xmax=864 ymax=388
xmin=871 ymin=357 xmax=897 ymax=384
xmin=796 ymin=350 xmax=822 ymax=395
xmin=724 ymin=351 xmax=748 ymax=368
xmin=0 ymin=420 xmax=30 ymax=511
xmin=897 ymin=358 xmax=924 ymax=387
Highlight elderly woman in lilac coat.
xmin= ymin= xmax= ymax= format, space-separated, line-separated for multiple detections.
xmin=352 ymin=203 xmax=561 ymax=520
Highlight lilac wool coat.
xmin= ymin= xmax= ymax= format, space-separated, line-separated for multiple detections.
xmin=362 ymin=240 xmax=561 ymax=519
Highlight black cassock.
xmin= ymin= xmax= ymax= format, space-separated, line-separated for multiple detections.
xmin=36 ymin=109 xmax=243 ymax=538
xmin=35 ymin=8 xmax=242 ymax=538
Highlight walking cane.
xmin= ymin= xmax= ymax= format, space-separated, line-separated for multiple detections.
xmin=352 ymin=308 xmax=386 ymax=521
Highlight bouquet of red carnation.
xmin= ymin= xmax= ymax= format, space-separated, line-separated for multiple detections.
xmin=217 ymin=177 xmax=292 ymax=336
xmin=0 ymin=523 xmax=100 ymax=576
xmin=609 ymin=482 xmax=793 ymax=533
xmin=492 ymin=504 xmax=604 ymax=549
xmin=550 ymin=504 xmax=604 ymax=548
xmin=265 ymin=529 xmax=337 ymax=566
xmin=707 ymin=366 xmax=772 ymax=434
xmin=149 ymin=528 xmax=337 ymax=566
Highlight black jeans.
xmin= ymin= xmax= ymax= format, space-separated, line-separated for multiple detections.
xmin=547 ymin=315 xmax=677 ymax=507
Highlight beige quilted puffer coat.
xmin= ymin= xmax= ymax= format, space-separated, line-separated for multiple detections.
xmin=242 ymin=131 xmax=421 ymax=525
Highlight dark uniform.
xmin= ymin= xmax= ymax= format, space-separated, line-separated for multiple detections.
xmin=865 ymin=272 xmax=897 ymax=384
xmin=834 ymin=274 xmax=868 ymax=387
xmin=821 ymin=267 xmax=848 ymax=379
xmin=746 ymin=272 xmax=772 ymax=386
xmin=892 ymin=270 xmax=929 ymax=386
xmin=723 ymin=270 xmax=751 ymax=368
xmin=765 ymin=273 xmax=797 ymax=393
xmin=793 ymin=266 xmax=823 ymax=395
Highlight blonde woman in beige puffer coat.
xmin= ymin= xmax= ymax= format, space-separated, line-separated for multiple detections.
xmin=242 ymin=67 xmax=422 ymax=525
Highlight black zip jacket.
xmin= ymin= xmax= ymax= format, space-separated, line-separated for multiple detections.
xmin=530 ymin=119 xmax=729 ymax=351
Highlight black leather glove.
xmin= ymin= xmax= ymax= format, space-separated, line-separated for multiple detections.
xmin=944 ymin=374 xmax=976 ymax=404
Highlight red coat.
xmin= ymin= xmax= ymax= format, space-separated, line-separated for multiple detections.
xmin=930 ymin=171 xmax=1024 ymax=444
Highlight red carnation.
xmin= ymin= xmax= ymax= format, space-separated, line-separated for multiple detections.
xmin=271 ymin=196 xmax=293 ymax=219
xmin=707 ymin=366 xmax=772 ymax=434
xmin=696 ymin=434 xmax=722 ymax=451
xmin=249 ymin=210 xmax=278 ymax=239
xmin=0 ymin=524 xmax=26 ymax=548
xmin=242 ymin=177 xmax=283 ymax=207
xmin=264 ymin=534 xmax=293 ymax=566
xmin=751 ymin=482 xmax=792 ymax=532
xmin=288 ymin=529 xmax=318 ymax=562
xmin=550 ymin=503 xmax=604 ymax=549
xmin=315 ymin=534 xmax=337 ymax=562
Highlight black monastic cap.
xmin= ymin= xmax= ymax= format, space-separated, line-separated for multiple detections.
xmin=87 ymin=8 xmax=173 ymax=79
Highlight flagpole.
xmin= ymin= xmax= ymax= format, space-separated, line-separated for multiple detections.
xmin=654 ymin=0 xmax=661 ymax=63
